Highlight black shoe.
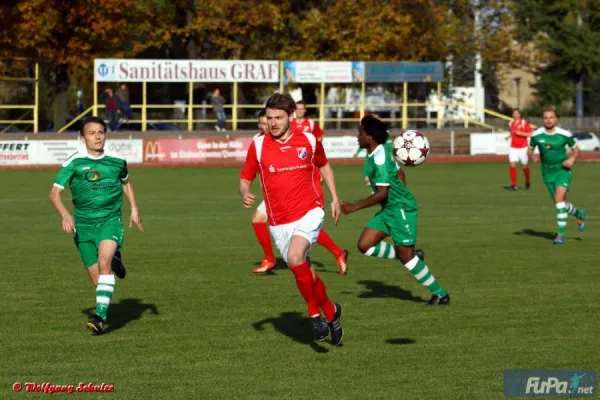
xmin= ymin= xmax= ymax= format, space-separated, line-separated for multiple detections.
xmin=87 ymin=314 xmax=105 ymax=335
xmin=311 ymin=316 xmax=329 ymax=341
xmin=427 ymin=293 xmax=450 ymax=306
xmin=415 ymin=249 xmax=425 ymax=261
xmin=111 ymin=251 xmax=126 ymax=279
xmin=525 ymin=183 xmax=530 ymax=190
xmin=511 ymin=185 xmax=518 ymax=191
xmin=328 ymin=303 xmax=343 ymax=346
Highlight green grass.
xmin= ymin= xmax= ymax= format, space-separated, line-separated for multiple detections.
xmin=1 ymin=162 xmax=599 ymax=399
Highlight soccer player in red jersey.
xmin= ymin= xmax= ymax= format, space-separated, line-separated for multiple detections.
xmin=507 ymin=108 xmax=533 ymax=190
xmin=251 ymin=109 xmax=349 ymax=275
xmin=291 ymin=100 xmax=325 ymax=141
xmin=240 ymin=94 xmax=344 ymax=344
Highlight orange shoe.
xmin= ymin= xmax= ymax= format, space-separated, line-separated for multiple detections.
xmin=336 ymin=250 xmax=349 ymax=275
xmin=253 ymin=259 xmax=277 ymax=274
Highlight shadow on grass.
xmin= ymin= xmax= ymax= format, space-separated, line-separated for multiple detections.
xmin=386 ymin=338 xmax=417 ymax=345
xmin=82 ymin=298 xmax=159 ymax=334
xmin=253 ymin=312 xmax=330 ymax=353
xmin=357 ymin=280 xmax=427 ymax=303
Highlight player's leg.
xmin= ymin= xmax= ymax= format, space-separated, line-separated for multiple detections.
xmin=508 ymin=150 xmax=518 ymax=190
xmin=251 ymin=201 xmax=276 ymax=273
xmin=389 ymin=209 xmax=449 ymax=305
xmin=316 ymin=229 xmax=349 ymax=275
xmin=555 ymin=169 xmax=587 ymax=232
xmin=519 ymin=149 xmax=531 ymax=189
xmin=358 ymin=212 xmax=396 ymax=259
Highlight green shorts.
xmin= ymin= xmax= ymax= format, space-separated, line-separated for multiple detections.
xmin=73 ymin=216 xmax=124 ymax=268
xmin=543 ymin=168 xmax=572 ymax=198
xmin=366 ymin=208 xmax=418 ymax=247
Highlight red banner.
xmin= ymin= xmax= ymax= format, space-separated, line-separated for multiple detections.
xmin=143 ymin=138 xmax=253 ymax=163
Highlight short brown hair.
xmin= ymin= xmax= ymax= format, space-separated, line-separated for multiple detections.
xmin=543 ymin=104 xmax=558 ymax=117
xmin=265 ymin=93 xmax=296 ymax=116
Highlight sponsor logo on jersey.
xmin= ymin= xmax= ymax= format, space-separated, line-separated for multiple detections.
xmin=85 ymin=171 xmax=101 ymax=182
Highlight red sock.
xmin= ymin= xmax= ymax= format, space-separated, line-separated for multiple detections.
xmin=252 ymin=222 xmax=275 ymax=261
xmin=290 ymin=262 xmax=320 ymax=317
xmin=313 ymin=275 xmax=336 ymax=321
xmin=523 ymin=166 xmax=530 ymax=185
xmin=509 ymin=166 xmax=517 ymax=186
xmin=316 ymin=229 xmax=344 ymax=258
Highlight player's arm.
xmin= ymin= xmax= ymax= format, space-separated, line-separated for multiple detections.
xmin=315 ymin=141 xmax=341 ymax=224
xmin=527 ymin=135 xmax=538 ymax=161
xmin=563 ymin=136 xmax=580 ymax=168
xmin=341 ymin=185 xmax=388 ymax=215
xmin=121 ymin=169 xmax=144 ymax=231
xmin=240 ymin=142 xmax=258 ymax=208
xmin=314 ymin=123 xmax=324 ymax=142
xmin=398 ymin=168 xmax=406 ymax=185
xmin=49 ymin=185 xmax=75 ymax=233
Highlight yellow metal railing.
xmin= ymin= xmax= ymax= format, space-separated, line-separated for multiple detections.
xmin=56 ymin=105 xmax=95 ymax=134
xmin=0 ymin=62 xmax=38 ymax=133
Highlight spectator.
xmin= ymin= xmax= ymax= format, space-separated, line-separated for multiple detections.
xmin=77 ymin=90 xmax=85 ymax=114
xmin=103 ymin=88 xmax=121 ymax=132
xmin=211 ymin=88 xmax=227 ymax=132
xmin=116 ymin=83 xmax=132 ymax=122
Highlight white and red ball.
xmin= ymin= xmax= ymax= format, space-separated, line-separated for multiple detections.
xmin=392 ymin=130 xmax=430 ymax=167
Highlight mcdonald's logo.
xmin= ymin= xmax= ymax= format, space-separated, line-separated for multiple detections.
xmin=144 ymin=141 xmax=165 ymax=161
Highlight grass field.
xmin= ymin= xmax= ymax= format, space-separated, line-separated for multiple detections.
xmin=1 ymin=161 xmax=599 ymax=399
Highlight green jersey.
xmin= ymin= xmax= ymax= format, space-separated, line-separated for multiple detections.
xmin=364 ymin=144 xmax=417 ymax=211
xmin=528 ymin=127 xmax=577 ymax=175
xmin=361 ymin=137 xmax=396 ymax=177
xmin=53 ymin=151 xmax=129 ymax=224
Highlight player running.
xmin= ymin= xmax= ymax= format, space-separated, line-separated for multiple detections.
xmin=506 ymin=108 xmax=533 ymax=190
xmin=252 ymin=110 xmax=349 ymax=275
xmin=291 ymin=100 xmax=324 ymax=141
xmin=240 ymin=93 xmax=344 ymax=344
xmin=527 ymin=105 xmax=587 ymax=244
xmin=49 ymin=116 xmax=144 ymax=334
xmin=341 ymin=116 xmax=450 ymax=306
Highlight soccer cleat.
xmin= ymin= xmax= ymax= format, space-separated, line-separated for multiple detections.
xmin=553 ymin=236 xmax=564 ymax=244
xmin=415 ymin=249 xmax=425 ymax=261
xmin=510 ymin=185 xmax=518 ymax=191
xmin=327 ymin=303 xmax=343 ymax=345
xmin=427 ymin=293 xmax=450 ymax=306
xmin=525 ymin=183 xmax=531 ymax=190
xmin=87 ymin=314 xmax=105 ymax=335
xmin=336 ymin=250 xmax=349 ymax=275
xmin=577 ymin=209 xmax=587 ymax=232
xmin=253 ymin=258 xmax=277 ymax=274
xmin=111 ymin=251 xmax=126 ymax=279
xmin=310 ymin=316 xmax=329 ymax=341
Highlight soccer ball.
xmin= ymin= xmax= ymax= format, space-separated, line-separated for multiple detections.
xmin=392 ymin=130 xmax=430 ymax=167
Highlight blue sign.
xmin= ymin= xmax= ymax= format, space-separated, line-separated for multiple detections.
xmin=365 ymin=62 xmax=444 ymax=83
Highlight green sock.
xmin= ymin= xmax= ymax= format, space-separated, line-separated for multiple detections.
xmin=364 ymin=241 xmax=396 ymax=259
xmin=566 ymin=203 xmax=584 ymax=219
xmin=556 ymin=202 xmax=568 ymax=237
xmin=96 ymin=274 xmax=115 ymax=321
xmin=404 ymin=256 xmax=447 ymax=297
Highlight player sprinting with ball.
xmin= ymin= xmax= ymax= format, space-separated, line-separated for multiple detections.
xmin=49 ymin=117 xmax=144 ymax=334
xmin=240 ymin=94 xmax=344 ymax=344
xmin=341 ymin=116 xmax=450 ymax=306
xmin=527 ymin=105 xmax=587 ymax=244
xmin=251 ymin=109 xmax=349 ymax=275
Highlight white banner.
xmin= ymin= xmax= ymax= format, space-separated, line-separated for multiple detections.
xmin=94 ymin=59 xmax=279 ymax=82
xmin=470 ymin=133 xmax=511 ymax=155
xmin=322 ymin=136 xmax=365 ymax=159
xmin=283 ymin=61 xmax=364 ymax=84
xmin=0 ymin=139 xmax=144 ymax=165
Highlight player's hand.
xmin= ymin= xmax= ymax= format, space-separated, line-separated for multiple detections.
xmin=61 ymin=213 xmax=75 ymax=233
xmin=563 ymin=158 xmax=575 ymax=168
xmin=340 ymin=201 xmax=355 ymax=215
xmin=364 ymin=177 xmax=370 ymax=186
xmin=242 ymin=192 xmax=256 ymax=208
xmin=129 ymin=211 xmax=144 ymax=232
xmin=532 ymin=154 xmax=540 ymax=163
xmin=331 ymin=198 xmax=341 ymax=225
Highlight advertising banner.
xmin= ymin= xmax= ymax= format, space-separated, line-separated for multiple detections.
xmin=470 ymin=133 xmax=511 ymax=155
xmin=143 ymin=138 xmax=253 ymax=163
xmin=95 ymin=59 xmax=279 ymax=82
xmin=282 ymin=61 xmax=364 ymax=84
xmin=0 ymin=141 xmax=37 ymax=165
xmin=321 ymin=136 xmax=364 ymax=159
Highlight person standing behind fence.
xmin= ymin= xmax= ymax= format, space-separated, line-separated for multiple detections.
xmin=103 ymin=88 xmax=121 ymax=132
xmin=116 ymin=84 xmax=132 ymax=122
xmin=211 ymin=88 xmax=227 ymax=132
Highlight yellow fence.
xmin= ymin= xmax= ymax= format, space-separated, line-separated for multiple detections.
xmin=0 ymin=62 xmax=39 ymax=133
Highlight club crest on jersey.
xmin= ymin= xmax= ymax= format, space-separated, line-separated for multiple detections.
xmin=297 ymin=147 xmax=308 ymax=160
xmin=269 ymin=165 xmax=275 ymax=172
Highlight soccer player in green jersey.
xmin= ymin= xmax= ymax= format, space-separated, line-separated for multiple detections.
xmin=527 ymin=105 xmax=587 ymax=244
xmin=49 ymin=116 xmax=144 ymax=334
xmin=342 ymin=116 xmax=449 ymax=305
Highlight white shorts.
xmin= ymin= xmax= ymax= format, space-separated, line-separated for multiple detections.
xmin=256 ymin=200 xmax=267 ymax=215
xmin=269 ymin=207 xmax=324 ymax=264
xmin=509 ymin=147 xmax=528 ymax=165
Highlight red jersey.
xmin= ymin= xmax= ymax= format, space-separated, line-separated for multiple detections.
xmin=240 ymin=129 xmax=327 ymax=226
xmin=291 ymin=118 xmax=324 ymax=141
xmin=509 ymin=119 xmax=532 ymax=148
